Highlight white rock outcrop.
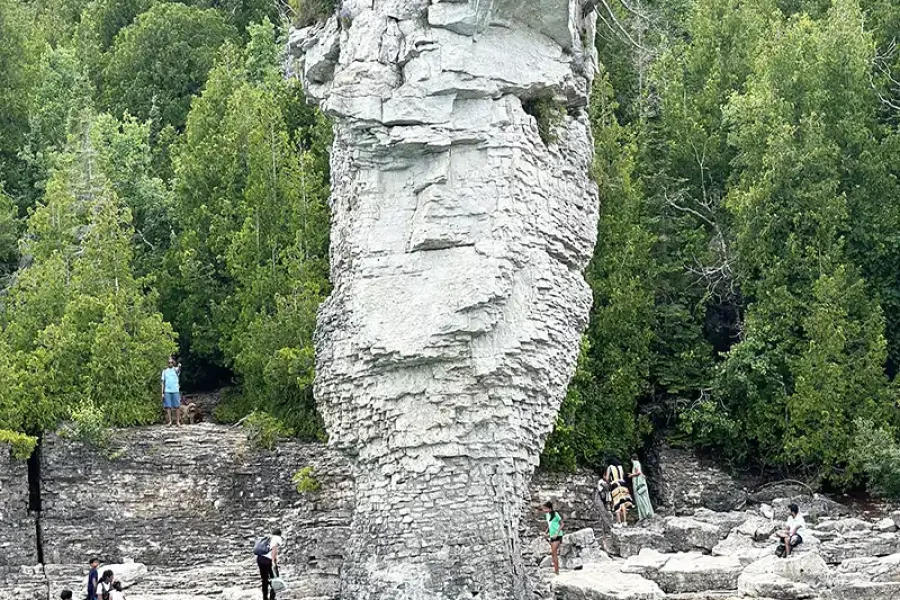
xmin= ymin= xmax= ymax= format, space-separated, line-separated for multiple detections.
xmin=289 ymin=1 xmax=600 ymax=598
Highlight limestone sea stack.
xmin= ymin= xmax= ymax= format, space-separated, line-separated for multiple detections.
xmin=290 ymin=1 xmax=600 ymax=598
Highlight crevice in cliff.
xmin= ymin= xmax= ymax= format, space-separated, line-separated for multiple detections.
xmin=27 ymin=435 xmax=44 ymax=564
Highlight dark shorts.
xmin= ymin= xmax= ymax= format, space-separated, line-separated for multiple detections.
xmin=549 ymin=535 xmax=563 ymax=544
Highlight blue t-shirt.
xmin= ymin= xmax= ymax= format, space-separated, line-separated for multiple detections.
xmin=161 ymin=367 xmax=180 ymax=393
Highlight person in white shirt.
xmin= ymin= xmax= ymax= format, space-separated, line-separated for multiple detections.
xmin=256 ymin=528 xmax=283 ymax=600
xmin=109 ymin=581 xmax=126 ymax=600
xmin=777 ymin=503 xmax=806 ymax=557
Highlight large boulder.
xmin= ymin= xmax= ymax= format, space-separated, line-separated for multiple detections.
xmin=738 ymin=553 xmax=829 ymax=600
xmin=736 ymin=516 xmax=779 ymax=542
xmin=821 ymin=532 xmax=900 ymax=564
xmin=835 ymin=553 xmax=900 ymax=583
xmin=552 ymin=561 xmax=666 ymax=600
xmin=825 ymin=581 xmax=900 ymax=600
xmin=650 ymin=553 xmax=743 ymax=593
xmin=817 ymin=518 xmax=871 ymax=534
xmin=621 ymin=549 xmax=672 ymax=577
xmin=712 ymin=532 xmax=772 ymax=566
xmin=610 ymin=528 xmax=672 ymax=558
xmin=664 ymin=517 xmax=723 ymax=553
xmin=692 ymin=508 xmax=750 ymax=535
xmin=875 ymin=518 xmax=897 ymax=533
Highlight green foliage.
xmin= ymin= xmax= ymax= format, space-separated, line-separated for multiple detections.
xmin=243 ymin=410 xmax=294 ymax=450
xmin=102 ymin=3 xmax=237 ymax=130
xmin=163 ymin=21 xmax=330 ymax=437
xmin=1 ymin=112 xmax=177 ymax=434
xmin=59 ymin=399 xmax=110 ymax=450
xmin=543 ymin=73 xmax=654 ymax=470
xmin=292 ymin=466 xmax=321 ymax=493
xmin=0 ymin=429 xmax=37 ymax=460
xmin=851 ymin=418 xmax=900 ymax=498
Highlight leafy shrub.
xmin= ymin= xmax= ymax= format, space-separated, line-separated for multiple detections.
xmin=850 ymin=418 xmax=900 ymax=498
xmin=292 ymin=466 xmax=321 ymax=493
xmin=63 ymin=400 xmax=110 ymax=447
xmin=243 ymin=411 xmax=294 ymax=450
xmin=60 ymin=399 xmax=110 ymax=450
xmin=212 ymin=387 xmax=255 ymax=424
xmin=0 ymin=429 xmax=37 ymax=460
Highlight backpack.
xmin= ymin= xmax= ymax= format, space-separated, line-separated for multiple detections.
xmin=99 ymin=582 xmax=112 ymax=600
xmin=253 ymin=536 xmax=271 ymax=557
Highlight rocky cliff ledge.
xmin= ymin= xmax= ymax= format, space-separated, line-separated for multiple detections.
xmin=289 ymin=1 xmax=600 ymax=597
xmin=0 ymin=425 xmax=608 ymax=600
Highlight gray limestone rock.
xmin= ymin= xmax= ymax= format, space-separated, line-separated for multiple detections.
xmin=290 ymin=0 xmax=600 ymax=598
xmin=825 ymin=581 xmax=900 ymax=600
xmin=650 ymin=554 xmax=743 ymax=593
xmin=665 ymin=516 xmax=724 ymax=553
xmin=611 ymin=528 xmax=673 ymax=558
xmin=737 ymin=553 xmax=829 ymax=600
xmin=821 ymin=532 xmax=900 ymax=564
xmin=712 ymin=532 xmax=771 ymax=566
xmin=553 ymin=562 xmax=666 ymax=600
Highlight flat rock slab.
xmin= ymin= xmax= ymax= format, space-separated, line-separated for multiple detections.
xmin=824 ymin=581 xmax=900 ymax=600
xmin=651 ymin=554 xmax=743 ymax=593
xmin=613 ymin=528 xmax=673 ymax=558
xmin=738 ymin=553 xmax=829 ymax=600
xmin=821 ymin=533 xmax=900 ymax=564
xmin=553 ymin=562 xmax=665 ymax=600
xmin=665 ymin=517 xmax=724 ymax=553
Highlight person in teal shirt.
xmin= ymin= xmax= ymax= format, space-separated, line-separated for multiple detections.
xmin=542 ymin=501 xmax=565 ymax=575
xmin=161 ymin=357 xmax=182 ymax=426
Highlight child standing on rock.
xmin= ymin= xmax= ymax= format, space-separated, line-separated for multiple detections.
xmin=542 ymin=501 xmax=565 ymax=576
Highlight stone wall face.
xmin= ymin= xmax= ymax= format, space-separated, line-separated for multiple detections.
xmin=39 ymin=425 xmax=353 ymax=599
xmin=291 ymin=1 xmax=599 ymax=598
xmin=656 ymin=444 xmax=748 ymax=515
xmin=0 ymin=445 xmax=43 ymax=600
xmin=0 ymin=446 xmax=37 ymax=567
xmin=524 ymin=468 xmax=610 ymax=541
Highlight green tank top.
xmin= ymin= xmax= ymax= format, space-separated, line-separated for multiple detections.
xmin=546 ymin=512 xmax=563 ymax=537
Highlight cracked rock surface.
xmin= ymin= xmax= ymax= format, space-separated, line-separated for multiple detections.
xmin=290 ymin=1 xmax=600 ymax=598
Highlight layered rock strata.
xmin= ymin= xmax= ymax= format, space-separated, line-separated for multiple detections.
xmin=290 ymin=1 xmax=600 ymax=597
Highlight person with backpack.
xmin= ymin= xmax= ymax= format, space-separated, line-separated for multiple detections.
xmin=97 ymin=570 xmax=114 ymax=600
xmin=86 ymin=558 xmax=100 ymax=600
xmin=109 ymin=580 xmax=126 ymax=600
xmin=254 ymin=528 xmax=283 ymax=600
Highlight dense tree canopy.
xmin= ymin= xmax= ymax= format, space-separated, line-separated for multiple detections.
xmin=0 ymin=0 xmax=899 ymax=494
xmin=545 ymin=0 xmax=900 ymax=490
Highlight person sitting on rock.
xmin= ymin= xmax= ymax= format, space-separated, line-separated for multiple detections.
xmin=776 ymin=503 xmax=806 ymax=557
xmin=542 ymin=501 xmax=565 ymax=576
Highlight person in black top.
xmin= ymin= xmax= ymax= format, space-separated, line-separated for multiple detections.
xmin=87 ymin=558 xmax=100 ymax=600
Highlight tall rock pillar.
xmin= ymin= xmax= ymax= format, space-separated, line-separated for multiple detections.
xmin=291 ymin=1 xmax=599 ymax=597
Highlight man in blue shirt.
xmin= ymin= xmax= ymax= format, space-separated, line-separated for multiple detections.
xmin=161 ymin=357 xmax=182 ymax=426
xmin=86 ymin=558 xmax=99 ymax=600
